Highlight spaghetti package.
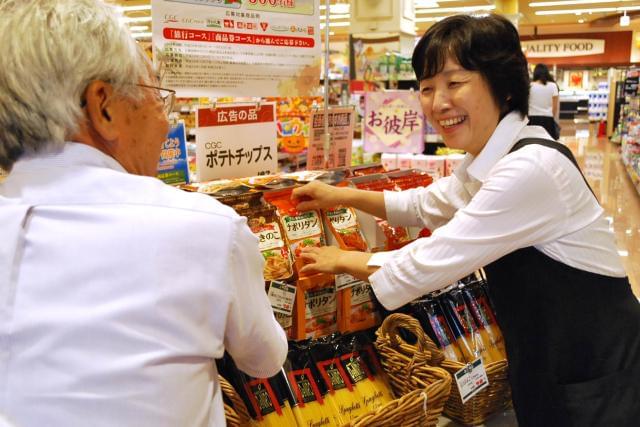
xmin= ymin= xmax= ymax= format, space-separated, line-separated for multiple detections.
xmin=410 ymin=298 xmax=465 ymax=363
xmin=284 ymin=341 xmax=342 ymax=427
xmin=304 ymin=286 xmax=339 ymax=339
xmin=264 ymin=188 xmax=326 ymax=278
xmin=309 ymin=334 xmax=369 ymax=422
xmin=246 ymin=207 xmax=294 ymax=281
xmin=440 ymin=290 xmax=502 ymax=364
xmin=462 ymin=280 xmax=507 ymax=360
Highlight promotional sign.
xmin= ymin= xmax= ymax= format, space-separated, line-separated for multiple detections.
xmin=195 ymin=103 xmax=277 ymax=181
xmin=307 ymin=107 xmax=355 ymax=169
xmin=522 ymin=39 xmax=605 ymax=58
xmin=267 ymin=97 xmax=322 ymax=154
xmin=152 ymin=0 xmax=320 ymax=97
xmin=157 ymin=121 xmax=190 ymax=185
xmin=364 ymin=91 xmax=425 ymax=153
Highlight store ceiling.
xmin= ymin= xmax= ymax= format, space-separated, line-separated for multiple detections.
xmin=112 ymin=0 xmax=640 ymax=40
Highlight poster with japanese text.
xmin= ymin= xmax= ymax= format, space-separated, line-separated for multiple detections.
xmin=307 ymin=107 xmax=355 ymax=169
xmin=363 ymin=91 xmax=425 ymax=153
xmin=265 ymin=96 xmax=322 ymax=154
xmin=157 ymin=122 xmax=190 ymax=184
xmin=152 ymin=0 xmax=320 ymax=97
xmin=195 ymin=103 xmax=277 ymax=181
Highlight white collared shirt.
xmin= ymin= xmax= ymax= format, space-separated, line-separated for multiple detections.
xmin=369 ymin=112 xmax=626 ymax=310
xmin=0 ymin=143 xmax=287 ymax=427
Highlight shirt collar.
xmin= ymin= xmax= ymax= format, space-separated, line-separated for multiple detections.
xmin=455 ymin=111 xmax=529 ymax=183
xmin=10 ymin=142 xmax=126 ymax=175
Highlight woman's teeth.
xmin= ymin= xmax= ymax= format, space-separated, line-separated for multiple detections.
xmin=439 ymin=116 xmax=466 ymax=127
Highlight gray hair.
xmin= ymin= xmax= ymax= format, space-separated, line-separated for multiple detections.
xmin=0 ymin=0 xmax=152 ymax=170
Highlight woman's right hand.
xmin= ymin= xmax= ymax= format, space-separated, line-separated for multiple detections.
xmin=291 ymin=180 xmax=348 ymax=211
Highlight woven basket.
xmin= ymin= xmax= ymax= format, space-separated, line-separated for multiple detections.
xmin=439 ymin=358 xmax=512 ymax=425
xmin=348 ymin=313 xmax=452 ymax=427
xmin=219 ymin=375 xmax=252 ymax=427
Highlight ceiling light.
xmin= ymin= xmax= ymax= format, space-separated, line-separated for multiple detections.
xmin=414 ymin=0 xmax=439 ymax=7
xmin=621 ymin=11 xmax=630 ymax=26
xmin=319 ymin=22 xmax=351 ymax=29
xmin=415 ymin=16 xmax=446 ymax=23
xmin=128 ymin=25 xmax=149 ymax=32
xmin=131 ymin=32 xmax=152 ymax=39
xmin=530 ymin=0 xmax=634 ymax=6
xmin=319 ymin=4 xmax=350 ymax=14
xmin=536 ymin=6 xmax=640 ymax=15
xmin=120 ymin=16 xmax=152 ymax=23
xmin=416 ymin=5 xmax=496 ymax=14
xmin=578 ymin=18 xmax=585 ymax=23
xmin=117 ymin=5 xmax=152 ymax=12
xmin=319 ymin=14 xmax=350 ymax=20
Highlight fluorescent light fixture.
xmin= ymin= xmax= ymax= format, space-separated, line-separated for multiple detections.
xmin=415 ymin=0 xmax=439 ymax=7
xmin=536 ymin=6 xmax=640 ymax=15
xmin=416 ymin=5 xmax=496 ymax=14
xmin=319 ymin=21 xmax=351 ymax=29
xmin=319 ymin=4 xmax=350 ymax=14
xmin=530 ymin=0 xmax=634 ymax=6
xmin=131 ymin=32 xmax=152 ymax=39
xmin=120 ymin=16 xmax=152 ymax=23
xmin=320 ymin=13 xmax=350 ymax=20
xmin=578 ymin=18 xmax=585 ymax=23
xmin=117 ymin=5 xmax=152 ymax=12
xmin=128 ymin=25 xmax=149 ymax=32
xmin=415 ymin=16 xmax=446 ymax=23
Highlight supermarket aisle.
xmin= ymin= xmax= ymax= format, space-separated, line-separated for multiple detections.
xmin=562 ymin=122 xmax=640 ymax=298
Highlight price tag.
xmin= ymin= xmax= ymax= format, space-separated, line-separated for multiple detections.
xmin=267 ymin=281 xmax=296 ymax=316
xmin=454 ymin=358 xmax=489 ymax=404
xmin=335 ymin=274 xmax=366 ymax=291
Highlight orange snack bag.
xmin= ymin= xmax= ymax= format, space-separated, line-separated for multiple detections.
xmin=323 ymin=206 xmax=369 ymax=252
xmin=264 ymin=188 xmax=326 ymax=278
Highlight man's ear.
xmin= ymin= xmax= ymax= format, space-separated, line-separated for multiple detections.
xmin=84 ymin=80 xmax=119 ymax=143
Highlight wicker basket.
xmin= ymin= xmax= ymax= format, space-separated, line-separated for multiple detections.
xmin=439 ymin=358 xmax=512 ymax=425
xmin=219 ymin=375 xmax=252 ymax=427
xmin=348 ymin=313 xmax=452 ymax=427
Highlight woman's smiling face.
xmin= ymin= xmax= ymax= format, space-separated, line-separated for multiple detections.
xmin=419 ymin=57 xmax=501 ymax=156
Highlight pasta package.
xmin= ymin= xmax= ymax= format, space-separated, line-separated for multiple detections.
xmin=246 ymin=207 xmax=294 ymax=281
xmin=340 ymin=282 xmax=382 ymax=333
xmin=264 ymin=188 xmax=326 ymax=278
xmin=462 ymin=280 xmax=507 ymax=360
xmin=242 ymin=374 xmax=298 ymax=427
xmin=410 ymin=298 xmax=465 ymax=363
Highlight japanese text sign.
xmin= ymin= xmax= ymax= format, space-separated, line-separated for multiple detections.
xmin=195 ymin=103 xmax=277 ymax=181
xmin=152 ymin=0 xmax=320 ymax=97
xmin=307 ymin=107 xmax=355 ymax=169
xmin=364 ymin=91 xmax=425 ymax=154
xmin=157 ymin=122 xmax=189 ymax=185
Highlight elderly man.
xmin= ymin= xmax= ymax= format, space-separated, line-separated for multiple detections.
xmin=0 ymin=1 xmax=287 ymax=426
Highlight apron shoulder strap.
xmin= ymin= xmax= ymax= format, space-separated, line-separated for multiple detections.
xmin=509 ymin=137 xmax=597 ymax=200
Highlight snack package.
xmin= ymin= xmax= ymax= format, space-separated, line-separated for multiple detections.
xmin=284 ymin=341 xmax=343 ymax=427
xmin=275 ymin=312 xmax=294 ymax=340
xmin=246 ymin=207 xmax=294 ymax=281
xmin=309 ymin=334 xmax=369 ymax=422
xmin=410 ymin=298 xmax=465 ymax=363
xmin=386 ymin=169 xmax=434 ymax=191
xmin=350 ymin=164 xmax=387 ymax=176
xmin=340 ymin=282 xmax=382 ymax=333
xmin=323 ymin=205 xmax=369 ymax=252
xmin=264 ymin=188 xmax=326 ymax=278
xmin=304 ymin=287 xmax=338 ymax=339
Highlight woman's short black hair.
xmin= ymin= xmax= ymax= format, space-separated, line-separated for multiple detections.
xmin=532 ymin=63 xmax=554 ymax=84
xmin=412 ymin=14 xmax=529 ymax=118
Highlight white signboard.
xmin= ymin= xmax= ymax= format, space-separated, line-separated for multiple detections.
xmin=307 ymin=107 xmax=355 ymax=169
xmin=522 ymin=39 xmax=605 ymax=58
xmin=195 ymin=103 xmax=277 ymax=181
xmin=152 ymin=0 xmax=320 ymax=97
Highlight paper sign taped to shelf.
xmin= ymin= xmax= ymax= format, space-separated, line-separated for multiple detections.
xmin=195 ymin=103 xmax=277 ymax=181
xmin=335 ymin=273 xmax=366 ymax=292
xmin=364 ymin=91 xmax=425 ymax=154
xmin=307 ymin=107 xmax=355 ymax=169
xmin=151 ymin=0 xmax=320 ymax=97
xmin=157 ymin=121 xmax=189 ymax=185
xmin=267 ymin=281 xmax=296 ymax=316
xmin=454 ymin=358 xmax=489 ymax=404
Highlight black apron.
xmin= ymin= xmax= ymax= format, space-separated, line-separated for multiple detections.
xmin=483 ymin=138 xmax=640 ymax=426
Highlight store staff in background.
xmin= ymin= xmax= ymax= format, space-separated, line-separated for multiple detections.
xmin=528 ymin=63 xmax=561 ymax=140
xmin=0 ymin=1 xmax=287 ymax=426
xmin=293 ymin=14 xmax=640 ymax=426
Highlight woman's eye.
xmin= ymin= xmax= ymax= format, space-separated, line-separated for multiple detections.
xmin=449 ymin=81 xmax=462 ymax=88
xmin=421 ymin=87 xmax=433 ymax=95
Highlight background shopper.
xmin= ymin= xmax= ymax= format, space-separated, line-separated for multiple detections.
xmin=528 ymin=63 xmax=560 ymax=139
xmin=0 ymin=1 xmax=287 ymax=426
xmin=293 ymin=14 xmax=640 ymax=427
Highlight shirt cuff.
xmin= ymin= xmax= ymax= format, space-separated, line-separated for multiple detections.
xmin=368 ymin=262 xmax=403 ymax=311
xmin=367 ymin=251 xmax=394 ymax=267
xmin=383 ymin=189 xmax=415 ymax=226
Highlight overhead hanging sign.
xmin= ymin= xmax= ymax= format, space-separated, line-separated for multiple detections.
xmin=307 ymin=107 xmax=355 ymax=169
xmin=363 ymin=91 xmax=424 ymax=154
xmin=195 ymin=103 xmax=277 ymax=181
xmin=522 ymin=39 xmax=605 ymax=58
xmin=157 ymin=121 xmax=190 ymax=185
xmin=152 ymin=0 xmax=320 ymax=97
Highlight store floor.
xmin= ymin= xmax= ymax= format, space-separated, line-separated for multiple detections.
xmin=437 ymin=120 xmax=640 ymax=427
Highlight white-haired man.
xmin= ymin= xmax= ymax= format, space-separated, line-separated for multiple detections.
xmin=0 ymin=1 xmax=287 ymax=426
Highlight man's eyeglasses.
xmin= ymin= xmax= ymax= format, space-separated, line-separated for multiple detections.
xmin=136 ymin=83 xmax=176 ymax=116
xmin=79 ymin=83 xmax=176 ymax=116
